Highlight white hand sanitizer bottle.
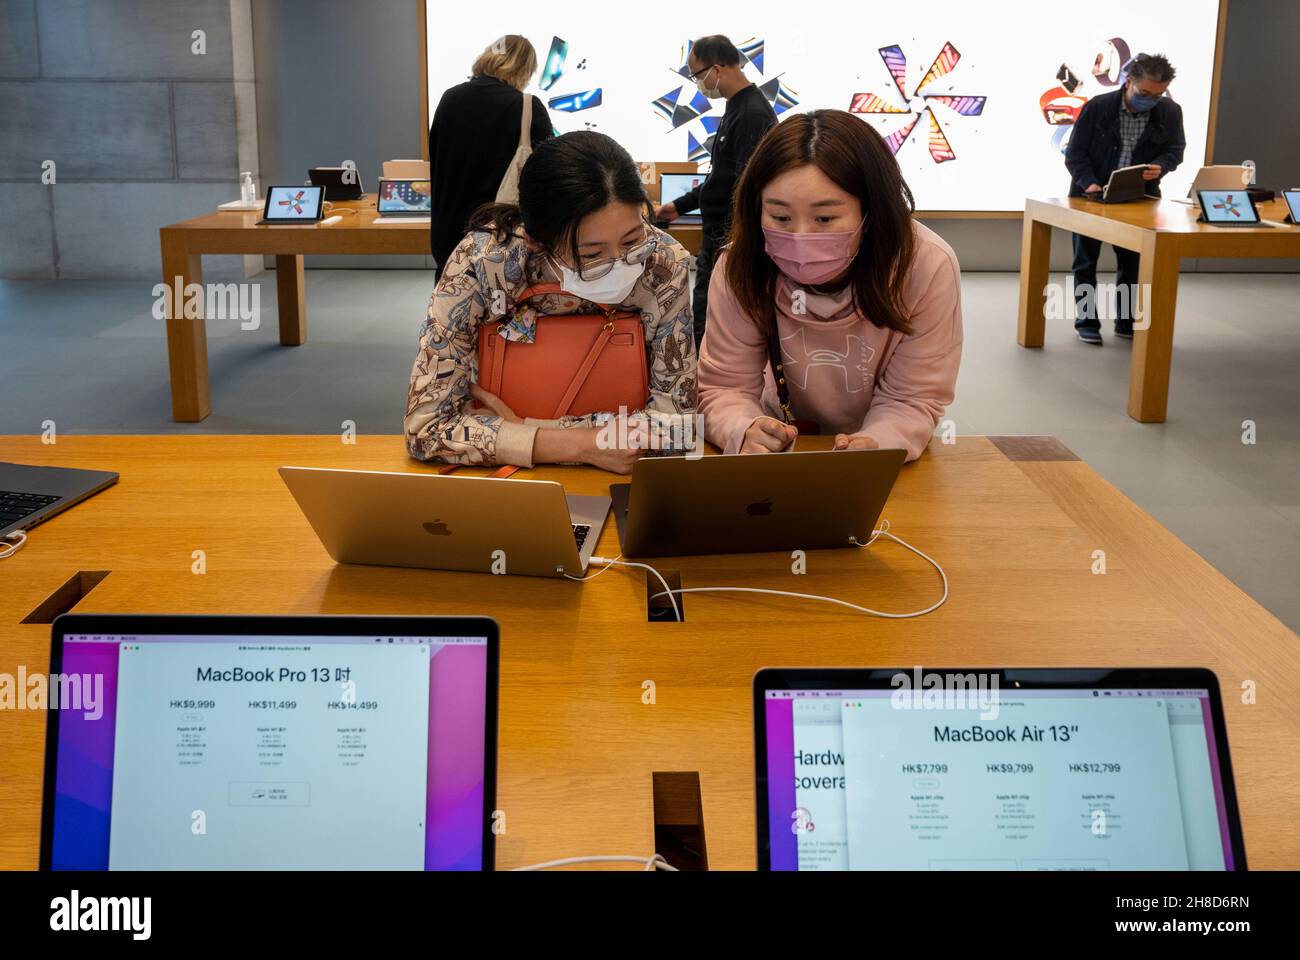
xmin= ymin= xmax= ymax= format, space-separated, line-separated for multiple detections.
xmin=1242 ymin=160 xmax=1256 ymax=186
xmin=240 ymin=171 xmax=255 ymax=204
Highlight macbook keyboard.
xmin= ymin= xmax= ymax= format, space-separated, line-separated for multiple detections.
xmin=0 ymin=490 xmax=60 ymax=527
xmin=572 ymin=524 xmax=591 ymax=550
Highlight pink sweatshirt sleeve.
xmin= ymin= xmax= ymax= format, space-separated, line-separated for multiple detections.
xmin=697 ymin=251 xmax=773 ymax=454
xmin=855 ymin=235 xmax=963 ymax=461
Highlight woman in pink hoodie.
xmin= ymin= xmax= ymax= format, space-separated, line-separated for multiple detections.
xmin=698 ymin=109 xmax=962 ymax=461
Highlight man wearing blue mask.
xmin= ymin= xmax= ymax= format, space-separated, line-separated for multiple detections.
xmin=654 ymin=35 xmax=777 ymax=348
xmin=1064 ymin=53 xmax=1186 ymax=344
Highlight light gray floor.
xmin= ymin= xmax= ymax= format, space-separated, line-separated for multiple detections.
xmin=1 ymin=270 xmax=1297 ymax=630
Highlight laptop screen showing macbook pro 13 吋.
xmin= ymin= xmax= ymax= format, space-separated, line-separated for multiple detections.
xmin=754 ymin=667 xmax=1245 ymax=871
xmin=41 ymin=614 xmax=498 ymax=870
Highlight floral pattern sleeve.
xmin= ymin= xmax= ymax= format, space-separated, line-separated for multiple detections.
xmin=403 ymin=227 xmax=697 ymax=467
xmin=404 ymin=232 xmax=530 ymax=466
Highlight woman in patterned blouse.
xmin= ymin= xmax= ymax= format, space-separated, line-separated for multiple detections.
xmin=404 ymin=131 xmax=697 ymax=473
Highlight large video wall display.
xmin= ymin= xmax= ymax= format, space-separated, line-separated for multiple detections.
xmin=426 ymin=1 xmax=1221 ymax=212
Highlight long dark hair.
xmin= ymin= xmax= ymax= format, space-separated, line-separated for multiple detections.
xmin=725 ymin=109 xmax=917 ymax=334
xmin=468 ymin=131 xmax=651 ymax=265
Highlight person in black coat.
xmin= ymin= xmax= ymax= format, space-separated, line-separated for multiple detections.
xmin=653 ymin=35 xmax=777 ymax=348
xmin=1063 ymin=53 xmax=1185 ymax=344
xmin=429 ymin=35 xmax=553 ymax=278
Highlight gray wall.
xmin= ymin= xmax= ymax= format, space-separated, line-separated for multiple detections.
xmin=251 ymin=0 xmax=428 ymax=269
xmin=0 ymin=0 xmax=254 ymax=279
xmin=1212 ymin=0 xmax=1298 ymax=183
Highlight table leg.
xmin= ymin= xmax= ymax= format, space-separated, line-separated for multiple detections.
xmin=1128 ymin=236 xmax=1180 ymax=423
xmin=1016 ymin=215 xmax=1052 ymax=347
xmin=162 ymin=236 xmax=210 ymax=422
xmin=276 ymin=254 xmax=306 ymax=345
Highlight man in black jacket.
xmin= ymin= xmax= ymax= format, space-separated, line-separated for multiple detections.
xmin=654 ymin=35 xmax=777 ymax=347
xmin=1064 ymin=53 xmax=1185 ymax=344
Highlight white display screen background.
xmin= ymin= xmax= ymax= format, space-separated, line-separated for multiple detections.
xmin=424 ymin=0 xmax=1221 ymax=211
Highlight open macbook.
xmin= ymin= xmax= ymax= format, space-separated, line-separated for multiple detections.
xmin=1184 ymin=164 xmax=1251 ymax=199
xmin=258 ymin=185 xmax=326 ymax=225
xmin=755 ymin=667 xmax=1246 ymax=871
xmin=610 ymin=448 xmax=906 ymax=558
xmin=0 ymin=462 xmax=118 ymax=538
xmin=41 ymin=614 xmax=498 ymax=870
xmin=657 ymin=172 xmax=703 ymax=225
xmin=280 ymin=466 xmax=609 ymax=577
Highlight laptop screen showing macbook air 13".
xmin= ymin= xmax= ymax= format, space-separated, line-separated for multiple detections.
xmin=755 ymin=669 xmax=1244 ymax=870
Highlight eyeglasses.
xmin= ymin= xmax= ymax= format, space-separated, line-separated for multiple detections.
xmin=574 ymin=233 xmax=659 ymax=280
xmin=1129 ymin=83 xmax=1166 ymax=99
xmin=685 ymin=64 xmax=717 ymax=84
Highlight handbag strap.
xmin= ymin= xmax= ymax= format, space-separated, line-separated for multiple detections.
xmin=765 ymin=314 xmax=795 ymax=425
xmin=518 ymin=94 xmax=532 ymax=150
xmin=438 ymin=464 xmax=519 ymax=479
xmin=486 ymin=323 xmax=506 ymax=397
xmin=551 ymin=310 xmax=620 ymax=419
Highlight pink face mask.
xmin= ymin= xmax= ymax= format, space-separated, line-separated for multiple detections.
xmin=762 ymin=218 xmax=865 ymax=285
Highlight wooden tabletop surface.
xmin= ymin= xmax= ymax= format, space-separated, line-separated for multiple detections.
xmin=1 ymin=434 xmax=1296 ymax=869
xmin=1025 ymin=196 xmax=1300 ymax=254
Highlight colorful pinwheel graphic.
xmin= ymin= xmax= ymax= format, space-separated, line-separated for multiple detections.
xmin=277 ymin=190 xmax=308 ymax=215
xmin=849 ymin=42 xmax=986 ymax=163
xmin=1212 ymin=194 xmax=1245 ymax=219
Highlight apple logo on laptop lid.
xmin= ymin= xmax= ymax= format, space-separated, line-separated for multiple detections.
xmin=422 ymin=519 xmax=452 ymax=536
xmin=746 ymin=498 xmax=774 ymax=517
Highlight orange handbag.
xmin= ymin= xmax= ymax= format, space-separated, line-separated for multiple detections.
xmin=475 ymin=282 xmax=649 ymax=420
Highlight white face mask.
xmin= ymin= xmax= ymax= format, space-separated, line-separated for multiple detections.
xmin=694 ymin=65 xmax=722 ymax=99
xmin=555 ymin=258 xmax=646 ymax=305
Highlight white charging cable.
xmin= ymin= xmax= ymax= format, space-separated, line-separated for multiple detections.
xmin=571 ymin=556 xmax=683 ymax=622
xmin=0 ymin=530 xmax=28 ymax=560
xmin=580 ymin=520 xmax=948 ymax=621
xmin=512 ymin=853 xmax=677 ymax=871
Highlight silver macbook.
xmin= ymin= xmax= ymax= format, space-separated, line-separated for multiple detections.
xmin=1185 ymin=164 xmax=1251 ymax=198
xmin=279 ymin=467 xmax=610 ymax=578
xmin=609 ymin=449 xmax=907 ymax=558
